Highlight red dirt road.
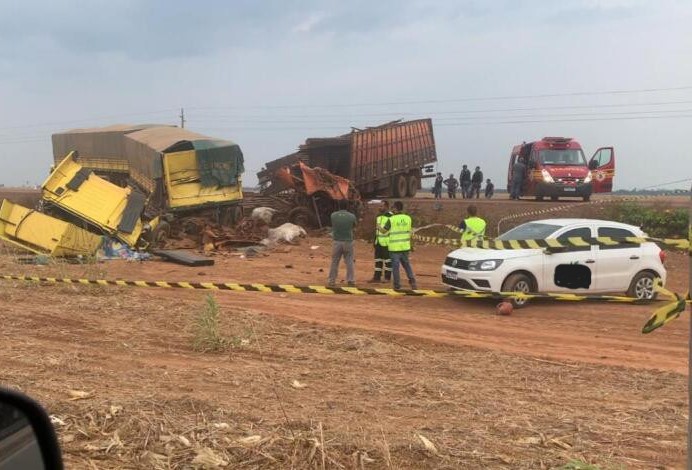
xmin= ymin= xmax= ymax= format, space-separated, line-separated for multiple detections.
xmin=11 ymin=238 xmax=688 ymax=374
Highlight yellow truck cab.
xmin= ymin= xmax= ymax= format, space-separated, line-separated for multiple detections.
xmin=41 ymin=152 xmax=146 ymax=247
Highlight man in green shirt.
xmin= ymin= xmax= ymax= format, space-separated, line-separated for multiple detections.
xmin=328 ymin=200 xmax=357 ymax=287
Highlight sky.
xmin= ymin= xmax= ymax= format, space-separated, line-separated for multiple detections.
xmin=1 ymin=0 xmax=691 ymax=190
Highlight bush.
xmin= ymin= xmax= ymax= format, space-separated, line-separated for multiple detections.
xmin=608 ymin=203 xmax=688 ymax=238
xmin=192 ymin=295 xmax=229 ymax=352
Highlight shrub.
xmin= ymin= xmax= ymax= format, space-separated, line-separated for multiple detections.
xmin=608 ymin=203 xmax=688 ymax=238
xmin=192 ymin=295 xmax=229 ymax=352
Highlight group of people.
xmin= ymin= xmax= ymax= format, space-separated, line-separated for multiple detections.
xmin=433 ymin=165 xmax=494 ymax=199
xmin=327 ymin=200 xmax=488 ymax=289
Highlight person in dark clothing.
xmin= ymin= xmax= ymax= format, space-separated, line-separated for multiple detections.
xmin=510 ymin=157 xmax=526 ymax=200
xmin=470 ymin=166 xmax=483 ymax=199
xmin=459 ymin=165 xmax=471 ymax=199
xmin=368 ymin=200 xmax=392 ymax=283
xmin=443 ymin=174 xmax=459 ymax=199
xmin=484 ymin=178 xmax=494 ymax=199
xmin=433 ymin=172 xmax=444 ymax=199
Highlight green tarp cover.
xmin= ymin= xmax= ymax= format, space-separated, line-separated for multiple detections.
xmin=192 ymin=140 xmax=245 ymax=187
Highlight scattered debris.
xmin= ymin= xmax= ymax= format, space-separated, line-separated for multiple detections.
xmin=263 ymin=223 xmax=307 ymax=245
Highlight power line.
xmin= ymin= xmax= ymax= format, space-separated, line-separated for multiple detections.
xmin=187 ymin=108 xmax=692 ymax=125
xmin=186 ymin=85 xmax=692 ymax=110
xmin=0 ymin=109 xmax=178 ymax=133
xmin=187 ymin=99 xmax=692 ymax=120
xmin=639 ymin=178 xmax=692 ymax=189
xmin=189 ymin=113 xmax=692 ymax=132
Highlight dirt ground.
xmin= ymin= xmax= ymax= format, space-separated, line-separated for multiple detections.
xmin=0 ymin=204 xmax=690 ymax=470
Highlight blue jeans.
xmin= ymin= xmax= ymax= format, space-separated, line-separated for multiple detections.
xmin=390 ymin=251 xmax=417 ymax=290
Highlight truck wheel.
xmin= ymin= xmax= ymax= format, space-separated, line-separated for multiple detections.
xmin=393 ymin=175 xmax=408 ymax=198
xmin=288 ymin=207 xmax=316 ymax=228
xmin=407 ymin=175 xmax=419 ymax=198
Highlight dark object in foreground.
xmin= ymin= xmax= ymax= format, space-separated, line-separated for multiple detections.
xmin=153 ymin=250 xmax=215 ymax=267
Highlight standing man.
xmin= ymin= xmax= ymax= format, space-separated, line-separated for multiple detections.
xmin=484 ymin=178 xmax=495 ymax=199
xmin=328 ymin=199 xmax=357 ymax=287
xmin=458 ymin=205 xmax=487 ymax=244
xmin=471 ymin=166 xmax=483 ymax=199
xmin=459 ymin=164 xmax=471 ymax=199
xmin=443 ymin=173 xmax=459 ymax=199
xmin=385 ymin=201 xmax=418 ymax=290
xmin=368 ymin=200 xmax=392 ymax=283
xmin=510 ymin=157 xmax=526 ymax=200
xmin=433 ymin=172 xmax=444 ymax=200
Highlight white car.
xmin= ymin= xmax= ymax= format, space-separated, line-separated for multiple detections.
xmin=441 ymin=218 xmax=667 ymax=307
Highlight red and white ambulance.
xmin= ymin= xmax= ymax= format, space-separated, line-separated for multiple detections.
xmin=507 ymin=137 xmax=615 ymax=201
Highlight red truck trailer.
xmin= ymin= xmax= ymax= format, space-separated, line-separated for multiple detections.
xmin=508 ymin=137 xmax=615 ymax=201
xmin=258 ymin=119 xmax=437 ymax=198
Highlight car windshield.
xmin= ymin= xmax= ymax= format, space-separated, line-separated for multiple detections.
xmin=538 ymin=149 xmax=586 ymax=166
xmin=498 ymin=222 xmax=561 ymax=240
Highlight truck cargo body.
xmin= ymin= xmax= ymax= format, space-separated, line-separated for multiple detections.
xmin=0 ymin=199 xmax=103 ymax=257
xmin=51 ymin=125 xmax=245 ymax=217
xmin=259 ymin=119 xmax=437 ymax=198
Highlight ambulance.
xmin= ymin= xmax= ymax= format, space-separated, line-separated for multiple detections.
xmin=507 ymin=137 xmax=615 ymax=201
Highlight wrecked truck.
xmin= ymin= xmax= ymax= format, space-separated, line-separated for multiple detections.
xmin=51 ymin=125 xmax=245 ymax=242
xmin=251 ymin=162 xmax=361 ymax=229
xmin=258 ymin=119 xmax=437 ymax=198
xmin=0 ymin=199 xmax=103 ymax=257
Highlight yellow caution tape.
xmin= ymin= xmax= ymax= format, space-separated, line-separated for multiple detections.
xmin=413 ymin=231 xmax=689 ymax=251
xmin=2 ymin=274 xmax=689 ymax=306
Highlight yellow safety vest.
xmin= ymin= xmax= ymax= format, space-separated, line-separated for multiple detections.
xmin=388 ymin=213 xmax=412 ymax=252
xmin=461 ymin=216 xmax=487 ymax=242
xmin=376 ymin=214 xmax=391 ymax=247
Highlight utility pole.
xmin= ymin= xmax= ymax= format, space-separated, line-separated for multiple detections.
xmin=179 ymin=108 xmax=186 ymax=128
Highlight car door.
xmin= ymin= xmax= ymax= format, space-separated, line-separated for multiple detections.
xmin=595 ymin=226 xmax=641 ymax=292
xmin=542 ymin=226 xmax=597 ymax=292
xmin=588 ymin=147 xmax=615 ymax=193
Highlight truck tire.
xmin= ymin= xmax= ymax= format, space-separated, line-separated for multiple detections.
xmin=288 ymin=207 xmax=316 ymax=229
xmin=393 ymin=175 xmax=407 ymax=198
xmin=407 ymin=175 xmax=419 ymax=198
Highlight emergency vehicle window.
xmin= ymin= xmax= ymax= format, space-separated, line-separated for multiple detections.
xmin=597 ymin=227 xmax=637 ymax=250
xmin=592 ymin=148 xmax=612 ymax=167
xmin=556 ymin=227 xmax=592 ymax=252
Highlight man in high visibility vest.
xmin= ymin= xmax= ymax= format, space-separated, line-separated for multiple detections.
xmin=368 ymin=200 xmax=393 ymax=283
xmin=459 ymin=205 xmax=487 ymax=243
xmin=384 ymin=201 xmax=418 ymax=290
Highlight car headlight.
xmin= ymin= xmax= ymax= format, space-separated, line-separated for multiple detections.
xmin=541 ymin=169 xmax=554 ymax=183
xmin=467 ymin=259 xmax=503 ymax=271
xmin=583 ymin=171 xmax=592 ymax=183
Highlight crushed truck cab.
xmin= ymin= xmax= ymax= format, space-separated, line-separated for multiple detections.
xmin=0 ymin=199 xmax=103 ymax=257
xmin=41 ymin=152 xmax=146 ymax=247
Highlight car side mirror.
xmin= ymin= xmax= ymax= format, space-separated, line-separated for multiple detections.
xmin=0 ymin=388 xmax=64 ymax=469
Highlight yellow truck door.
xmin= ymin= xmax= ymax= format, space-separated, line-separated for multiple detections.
xmin=162 ymin=150 xmax=242 ymax=210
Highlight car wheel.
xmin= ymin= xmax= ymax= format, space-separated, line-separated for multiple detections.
xmin=627 ymin=271 xmax=659 ymax=300
xmin=501 ymin=273 xmax=534 ymax=309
